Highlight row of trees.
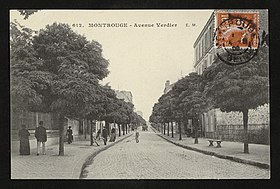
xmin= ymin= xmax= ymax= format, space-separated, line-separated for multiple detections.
xmin=10 ymin=20 xmax=145 ymax=155
xmin=149 ymin=39 xmax=269 ymax=153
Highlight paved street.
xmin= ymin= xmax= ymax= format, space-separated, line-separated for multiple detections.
xmin=84 ymin=129 xmax=270 ymax=179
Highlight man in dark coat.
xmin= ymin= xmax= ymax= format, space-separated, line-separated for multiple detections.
xmin=102 ymin=127 xmax=108 ymax=145
xmin=35 ymin=121 xmax=47 ymax=156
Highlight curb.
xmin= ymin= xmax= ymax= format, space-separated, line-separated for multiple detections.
xmin=150 ymin=126 xmax=158 ymax=133
xmin=157 ymin=134 xmax=270 ymax=170
xmin=79 ymin=133 xmax=133 ymax=179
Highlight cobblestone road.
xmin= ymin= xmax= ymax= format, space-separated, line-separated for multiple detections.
xmin=85 ymin=130 xmax=270 ymax=179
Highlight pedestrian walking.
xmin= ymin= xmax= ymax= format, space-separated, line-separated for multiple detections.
xmin=18 ymin=124 xmax=30 ymax=155
xmin=66 ymin=126 xmax=73 ymax=144
xmin=92 ymin=132 xmax=100 ymax=146
xmin=102 ymin=127 xmax=108 ymax=145
xmin=109 ymin=127 xmax=116 ymax=142
xmin=96 ymin=129 xmax=101 ymax=140
xmin=35 ymin=121 xmax=47 ymax=156
xmin=135 ymin=129 xmax=140 ymax=143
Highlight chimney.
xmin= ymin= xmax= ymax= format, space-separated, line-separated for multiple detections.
xmin=165 ymin=80 xmax=170 ymax=87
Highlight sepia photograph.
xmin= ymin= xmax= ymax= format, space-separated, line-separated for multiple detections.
xmin=10 ymin=9 xmax=270 ymax=180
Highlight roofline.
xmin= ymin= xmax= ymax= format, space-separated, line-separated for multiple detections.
xmin=193 ymin=11 xmax=215 ymax=48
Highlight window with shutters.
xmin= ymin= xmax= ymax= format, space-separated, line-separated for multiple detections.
xmin=206 ymin=31 xmax=209 ymax=50
xmin=202 ymin=38 xmax=205 ymax=56
xmin=210 ymin=24 xmax=214 ymax=45
xmin=199 ymin=42 xmax=201 ymax=60
xmin=195 ymin=47 xmax=198 ymax=62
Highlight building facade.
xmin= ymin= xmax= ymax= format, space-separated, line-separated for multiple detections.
xmin=193 ymin=9 xmax=268 ymax=75
xmin=193 ymin=10 xmax=269 ymax=142
xmin=163 ymin=80 xmax=175 ymax=94
xmin=10 ymin=110 xmax=89 ymax=142
xmin=115 ymin=90 xmax=133 ymax=103
xmin=193 ymin=12 xmax=215 ymax=75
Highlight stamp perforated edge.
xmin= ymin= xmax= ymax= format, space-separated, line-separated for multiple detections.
xmin=214 ymin=10 xmax=260 ymax=50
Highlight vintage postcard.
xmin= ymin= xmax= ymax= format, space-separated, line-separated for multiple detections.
xmin=10 ymin=9 xmax=269 ymax=180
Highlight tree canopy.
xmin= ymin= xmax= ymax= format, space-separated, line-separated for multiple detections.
xmin=150 ymin=40 xmax=269 ymax=150
xmin=10 ymin=21 xmax=48 ymax=112
xmin=18 ymin=9 xmax=40 ymax=19
xmin=10 ymin=21 xmax=132 ymax=155
xmin=29 ymin=23 xmax=110 ymax=119
xmin=150 ymin=72 xmax=208 ymax=125
xmin=202 ymin=45 xmax=269 ymax=153
xmin=203 ymin=46 xmax=269 ymax=113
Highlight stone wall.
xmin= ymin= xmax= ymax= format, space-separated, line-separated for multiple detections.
xmin=204 ymin=104 xmax=269 ymax=144
xmin=11 ymin=110 xmax=60 ymax=130
xmin=216 ymin=104 xmax=269 ymax=126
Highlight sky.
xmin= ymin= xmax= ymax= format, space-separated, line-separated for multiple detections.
xmin=10 ymin=9 xmax=213 ymax=120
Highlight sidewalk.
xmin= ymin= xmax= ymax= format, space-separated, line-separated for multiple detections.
xmin=152 ymin=128 xmax=270 ymax=169
xmin=11 ymin=133 xmax=132 ymax=179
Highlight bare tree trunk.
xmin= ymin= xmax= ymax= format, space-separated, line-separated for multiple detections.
xmin=114 ymin=120 xmax=117 ymax=136
xmin=58 ymin=114 xmax=65 ymax=156
xmin=90 ymin=120 xmax=93 ymax=146
xmin=126 ymin=124 xmax=128 ymax=134
xmin=179 ymin=121 xmax=182 ymax=140
xmin=118 ymin=123 xmax=121 ymax=137
xmin=242 ymin=109 xmax=249 ymax=153
xmin=171 ymin=122 xmax=174 ymax=138
xmin=163 ymin=123 xmax=166 ymax=135
xmin=194 ymin=118 xmax=198 ymax=144
xmin=167 ymin=122 xmax=170 ymax=136
xmin=84 ymin=120 xmax=87 ymax=139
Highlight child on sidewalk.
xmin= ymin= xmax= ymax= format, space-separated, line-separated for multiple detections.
xmin=135 ymin=129 xmax=140 ymax=143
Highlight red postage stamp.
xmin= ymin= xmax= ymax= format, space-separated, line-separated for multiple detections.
xmin=215 ymin=12 xmax=259 ymax=49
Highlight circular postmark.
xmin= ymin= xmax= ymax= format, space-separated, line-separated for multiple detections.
xmin=215 ymin=12 xmax=259 ymax=65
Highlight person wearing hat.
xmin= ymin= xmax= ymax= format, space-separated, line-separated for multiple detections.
xmin=18 ymin=124 xmax=30 ymax=155
xmin=35 ymin=121 xmax=47 ymax=156
xmin=66 ymin=126 xmax=73 ymax=144
xmin=101 ymin=127 xmax=108 ymax=145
